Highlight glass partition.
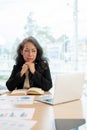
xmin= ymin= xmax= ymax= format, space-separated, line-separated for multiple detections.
xmin=0 ymin=0 xmax=87 ymax=90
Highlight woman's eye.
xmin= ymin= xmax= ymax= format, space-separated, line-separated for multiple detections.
xmin=32 ymin=50 xmax=36 ymax=52
xmin=24 ymin=49 xmax=36 ymax=53
xmin=25 ymin=50 xmax=29 ymax=52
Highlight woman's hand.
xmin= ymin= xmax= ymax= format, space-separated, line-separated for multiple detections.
xmin=25 ymin=62 xmax=35 ymax=74
xmin=20 ymin=64 xmax=28 ymax=77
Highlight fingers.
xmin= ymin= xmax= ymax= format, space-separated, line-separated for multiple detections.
xmin=25 ymin=62 xmax=35 ymax=74
xmin=20 ymin=64 xmax=28 ymax=76
xmin=22 ymin=64 xmax=28 ymax=72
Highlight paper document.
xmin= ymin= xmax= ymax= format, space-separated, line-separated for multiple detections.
xmin=11 ymin=88 xmax=44 ymax=95
xmin=0 ymin=108 xmax=35 ymax=119
xmin=0 ymin=119 xmax=37 ymax=130
xmin=0 ymin=95 xmax=35 ymax=105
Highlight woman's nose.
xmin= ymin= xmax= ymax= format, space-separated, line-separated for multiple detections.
xmin=28 ymin=51 xmax=32 ymax=56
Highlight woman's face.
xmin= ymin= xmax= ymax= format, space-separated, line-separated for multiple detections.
xmin=21 ymin=42 xmax=37 ymax=63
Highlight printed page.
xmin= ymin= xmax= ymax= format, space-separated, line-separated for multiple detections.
xmin=27 ymin=87 xmax=44 ymax=95
xmin=0 ymin=119 xmax=37 ymax=130
xmin=11 ymin=89 xmax=27 ymax=95
xmin=0 ymin=95 xmax=35 ymax=105
xmin=0 ymin=108 xmax=35 ymax=119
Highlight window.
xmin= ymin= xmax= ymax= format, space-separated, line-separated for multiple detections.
xmin=0 ymin=0 xmax=87 ymax=90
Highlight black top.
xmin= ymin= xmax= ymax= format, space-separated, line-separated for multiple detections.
xmin=6 ymin=62 xmax=52 ymax=91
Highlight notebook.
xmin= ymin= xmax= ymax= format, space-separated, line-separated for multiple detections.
xmin=36 ymin=72 xmax=85 ymax=105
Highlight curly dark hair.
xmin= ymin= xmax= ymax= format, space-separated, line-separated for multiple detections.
xmin=15 ymin=36 xmax=48 ymax=68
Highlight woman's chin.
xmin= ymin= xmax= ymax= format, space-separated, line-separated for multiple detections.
xmin=27 ymin=60 xmax=33 ymax=63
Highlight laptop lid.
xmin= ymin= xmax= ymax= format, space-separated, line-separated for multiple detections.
xmin=36 ymin=72 xmax=85 ymax=105
xmin=53 ymin=72 xmax=85 ymax=104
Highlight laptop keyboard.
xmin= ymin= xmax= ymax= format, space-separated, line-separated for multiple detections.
xmin=37 ymin=95 xmax=53 ymax=101
xmin=44 ymin=98 xmax=53 ymax=102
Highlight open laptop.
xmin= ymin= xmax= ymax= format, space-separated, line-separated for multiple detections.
xmin=36 ymin=72 xmax=85 ymax=105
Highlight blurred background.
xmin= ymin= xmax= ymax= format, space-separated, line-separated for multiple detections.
xmin=0 ymin=0 xmax=87 ymax=93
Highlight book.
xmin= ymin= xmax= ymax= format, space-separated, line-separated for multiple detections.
xmin=11 ymin=87 xmax=44 ymax=95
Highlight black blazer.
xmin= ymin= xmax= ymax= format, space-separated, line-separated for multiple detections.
xmin=6 ymin=63 xmax=52 ymax=91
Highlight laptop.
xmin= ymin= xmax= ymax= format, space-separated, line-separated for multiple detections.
xmin=36 ymin=72 xmax=85 ymax=105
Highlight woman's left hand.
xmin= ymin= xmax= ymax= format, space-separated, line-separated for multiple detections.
xmin=25 ymin=62 xmax=35 ymax=74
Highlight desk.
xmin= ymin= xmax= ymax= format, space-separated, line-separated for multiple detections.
xmin=0 ymin=92 xmax=87 ymax=130
xmin=54 ymin=100 xmax=84 ymax=119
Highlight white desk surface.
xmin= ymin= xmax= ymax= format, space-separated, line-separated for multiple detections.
xmin=0 ymin=91 xmax=87 ymax=130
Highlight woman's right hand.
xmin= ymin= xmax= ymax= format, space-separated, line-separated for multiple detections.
xmin=20 ymin=64 xmax=28 ymax=77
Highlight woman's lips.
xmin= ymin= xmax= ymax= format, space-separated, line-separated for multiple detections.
xmin=27 ymin=58 xmax=33 ymax=61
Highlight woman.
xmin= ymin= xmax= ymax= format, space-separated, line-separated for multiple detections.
xmin=6 ymin=36 xmax=52 ymax=91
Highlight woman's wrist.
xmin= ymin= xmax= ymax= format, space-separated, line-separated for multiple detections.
xmin=20 ymin=71 xmax=24 ymax=77
xmin=31 ymin=69 xmax=35 ymax=74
